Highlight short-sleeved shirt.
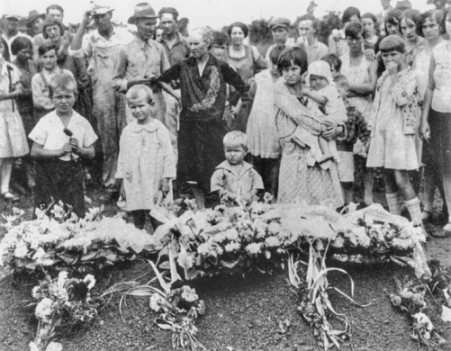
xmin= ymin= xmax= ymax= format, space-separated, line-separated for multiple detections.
xmin=112 ymin=36 xmax=170 ymax=93
xmin=29 ymin=110 xmax=98 ymax=161
xmin=211 ymin=161 xmax=264 ymax=195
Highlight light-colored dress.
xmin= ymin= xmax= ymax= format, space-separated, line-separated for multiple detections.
xmin=367 ymin=68 xmax=421 ymax=170
xmin=116 ymin=119 xmax=176 ymax=212
xmin=0 ymin=62 xmax=29 ymax=158
xmin=274 ymin=79 xmax=343 ymax=207
xmin=246 ymin=69 xmax=280 ymax=159
xmin=431 ymin=41 xmax=451 ymax=113
xmin=340 ymin=52 xmax=373 ymax=120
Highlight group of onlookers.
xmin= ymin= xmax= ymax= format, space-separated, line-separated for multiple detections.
xmin=1 ymin=1 xmax=451 ymax=237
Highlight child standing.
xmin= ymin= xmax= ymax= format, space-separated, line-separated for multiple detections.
xmin=246 ymin=44 xmax=285 ymax=199
xmin=366 ymin=36 xmax=423 ymax=227
xmin=300 ymin=60 xmax=347 ymax=166
xmin=334 ymin=74 xmax=371 ymax=206
xmin=211 ymin=131 xmax=264 ymax=202
xmin=31 ymin=42 xmax=73 ymax=119
xmin=115 ymin=85 xmax=176 ymax=230
xmin=29 ymin=73 xmax=97 ymax=218
xmin=0 ymin=38 xmax=29 ymax=201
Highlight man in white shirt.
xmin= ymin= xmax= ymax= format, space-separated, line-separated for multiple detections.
xmin=70 ymin=4 xmax=133 ymax=194
xmin=2 ymin=15 xmax=31 ymax=59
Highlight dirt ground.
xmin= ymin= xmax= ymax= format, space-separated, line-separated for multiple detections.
xmin=1 ymin=177 xmax=451 ymax=351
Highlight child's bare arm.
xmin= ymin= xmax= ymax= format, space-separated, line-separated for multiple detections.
xmin=303 ymin=88 xmax=328 ymax=106
xmin=30 ymin=142 xmax=70 ymax=159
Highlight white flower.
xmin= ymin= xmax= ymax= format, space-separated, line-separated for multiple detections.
xmin=225 ymin=242 xmax=240 ymax=252
xmin=13 ymin=240 xmax=28 ymax=259
xmin=83 ymin=274 xmax=96 ymax=290
xmin=29 ymin=341 xmax=39 ymax=351
xmin=181 ymin=286 xmax=198 ymax=302
xmin=267 ymin=222 xmax=281 ymax=235
xmin=225 ymin=228 xmax=239 ymax=241
xmin=197 ymin=242 xmax=216 ymax=257
xmin=245 ymin=243 xmax=262 ymax=256
xmin=58 ymin=271 xmax=69 ymax=289
xmin=32 ymin=286 xmax=42 ymax=299
xmin=265 ymin=236 xmax=281 ymax=248
xmin=32 ymin=248 xmax=46 ymax=261
xmin=150 ymin=293 xmax=164 ymax=312
xmin=414 ymin=313 xmax=433 ymax=331
xmin=35 ymin=298 xmax=54 ymax=322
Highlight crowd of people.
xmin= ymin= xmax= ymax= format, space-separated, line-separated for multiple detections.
xmin=1 ymin=1 xmax=451 ymax=236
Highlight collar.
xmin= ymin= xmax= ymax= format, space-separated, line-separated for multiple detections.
xmin=133 ymin=36 xmax=155 ymax=49
xmin=132 ymin=120 xmax=159 ymax=133
xmin=92 ymin=28 xmax=117 ymax=42
xmin=48 ymin=110 xmax=82 ymax=129
xmin=215 ymin=160 xmax=254 ymax=176
xmin=161 ymin=31 xmax=183 ymax=46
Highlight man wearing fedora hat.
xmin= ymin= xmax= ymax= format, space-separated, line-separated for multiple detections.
xmin=112 ymin=3 xmax=172 ymax=126
xmin=26 ymin=10 xmax=45 ymax=38
xmin=70 ymin=4 xmax=133 ymax=195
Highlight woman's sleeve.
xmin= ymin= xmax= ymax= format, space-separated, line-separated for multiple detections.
xmin=273 ymin=82 xmax=324 ymax=134
xmin=222 ymin=63 xmax=249 ymax=95
xmin=158 ymin=63 xmax=181 ymax=84
xmin=389 ymin=70 xmax=418 ymax=107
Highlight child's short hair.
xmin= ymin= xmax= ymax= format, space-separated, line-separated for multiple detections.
xmin=379 ymin=35 xmax=406 ymax=54
xmin=223 ymin=131 xmax=248 ymax=150
xmin=269 ymin=44 xmax=286 ymax=65
xmin=212 ymin=31 xmax=229 ymax=46
xmin=321 ymin=54 xmax=342 ymax=73
xmin=345 ymin=21 xmax=363 ymax=39
xmin=333 ymin=74 xmax=348 ymax=85
xmin=126 ymin=84 xmax=154 ymax=104
xmin=277 ymin=46 xmax=308 ymax=75
xmin=38 ymin=42 xmax=58 ymax=57
xmin=49 ymin=73 xmax=78 ymax=98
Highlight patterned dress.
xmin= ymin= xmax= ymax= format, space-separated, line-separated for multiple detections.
xmin=367 ymin=68 xmax=421 ymax=170
xmin=274 ymin=79 xmax=343 ymax=207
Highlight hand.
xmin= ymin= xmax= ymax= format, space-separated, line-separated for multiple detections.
xmin=322 ymin=126 xmax=343 ymax=141
xmin=386 ymin=61 xmax=398 ymax=76
xmin=364 ymin=49 xmax=375 ymax=62
xmin=61 ymin=143 xmax=72 ymax=156
xmin=160 ymin=178 xmax=170 ymax=194
xmin=82 ymin=11 xmax=93 ymax=24
xmin=420 ymin=121 xmax=430 ymax=141
xmin=69 ymin=138 xmax=80 ymax=153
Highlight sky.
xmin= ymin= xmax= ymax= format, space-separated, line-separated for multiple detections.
xmin=1 ymin=0 xmax=434 ymax=30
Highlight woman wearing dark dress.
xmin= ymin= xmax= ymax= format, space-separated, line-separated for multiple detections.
xmin=158 ymin=28 xmax=248 ymax=208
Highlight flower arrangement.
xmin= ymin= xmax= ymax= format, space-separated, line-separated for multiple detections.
xmin=29 ymin=271 xmax=102 ymax=351
xmin=118 ymin=261 xmax=206 ymax=351
xmin=0 ymin=204 xmax=157 ymax=275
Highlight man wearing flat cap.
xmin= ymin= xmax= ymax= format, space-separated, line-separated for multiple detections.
xmin=2 ymin=15 xmax=31 ymax=58
xmin=265 ymin=17 xmax=294 ymax=61
xmin=112 ymin=3 xmax=172 ymax=126
xmin=70 ymin=3 xmax=134 ymax=195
